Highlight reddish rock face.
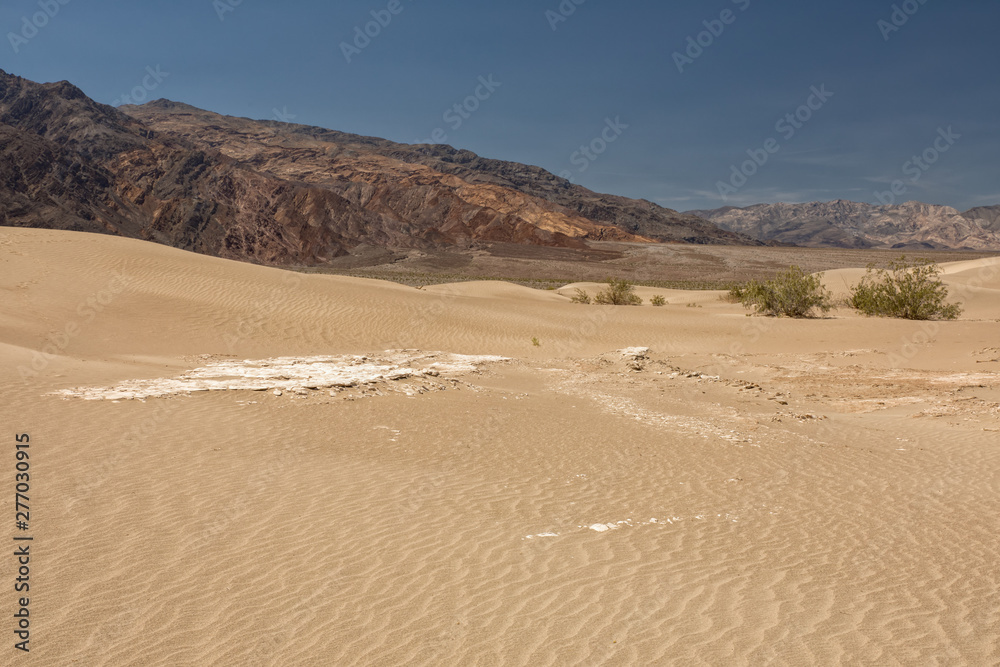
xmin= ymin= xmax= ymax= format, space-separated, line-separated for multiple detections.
xmin=0 ymin=70 xmax=755 ymax=265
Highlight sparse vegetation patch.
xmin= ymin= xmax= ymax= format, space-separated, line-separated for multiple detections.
xmin=730 ymin=266 xmax=832 ymax=318
xmin=849 ymin=256 xmax=961 ymax=320
xmin=595 ymin=278 xmax=643 ymax=306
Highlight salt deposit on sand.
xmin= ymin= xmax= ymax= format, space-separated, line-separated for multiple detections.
xmin=53 ymin=352 xmax=509 ymax=400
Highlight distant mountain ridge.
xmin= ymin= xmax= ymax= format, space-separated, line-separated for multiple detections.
xmin=688 ymin=200 xmax=1000 ymax=250
xmin=4 ymin=70 xmax=995 ymax=257
xmin=0 ymin=70 xmax=756 ymax=267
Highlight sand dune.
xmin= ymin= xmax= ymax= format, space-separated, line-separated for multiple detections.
xmin=2 ymin=228 xmax=999 ymax=665
xmin=822 ymin=257 xmax=1000 ymax=319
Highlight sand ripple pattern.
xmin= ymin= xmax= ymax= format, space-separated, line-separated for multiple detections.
xmin=4 ymin=231 xmax=1000 ymax=665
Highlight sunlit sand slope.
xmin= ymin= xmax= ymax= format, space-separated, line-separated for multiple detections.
xmin=1 ymin=228 xmax=998 ymax=666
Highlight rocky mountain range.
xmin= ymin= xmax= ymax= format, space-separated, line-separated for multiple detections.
xmin=4 ymin=70 xmax=996 ymax=259
xmin=0 ymin=70 xmax=754 ymax=266
xmin=688 ymin=200 xmax=1000 ymax=250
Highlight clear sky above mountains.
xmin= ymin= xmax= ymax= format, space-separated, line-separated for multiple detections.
xmin=2 ymin=0 xmax=997 ymax=212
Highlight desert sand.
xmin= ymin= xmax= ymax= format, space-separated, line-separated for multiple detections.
xmin=2 ymin=228 xmax=999 ymax=665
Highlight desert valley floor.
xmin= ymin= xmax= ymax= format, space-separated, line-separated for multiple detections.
xmin=2 ymin=228 xmax=999 ymax=666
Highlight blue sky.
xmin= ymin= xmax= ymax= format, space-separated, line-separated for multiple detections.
xmin=2 ymin=0 xmax=998 ymax=212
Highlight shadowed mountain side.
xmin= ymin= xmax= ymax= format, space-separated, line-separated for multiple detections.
xmin=963 ymin=206 xmax=1000 ymax=233
xmin=1 ymin=71 xmax=691 ymax=266
xmin=122 ymin=100 xmax=760 ymax=247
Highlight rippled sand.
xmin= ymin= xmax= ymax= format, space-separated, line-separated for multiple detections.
xmin=2 ymin=228 xmax=999 ymax=665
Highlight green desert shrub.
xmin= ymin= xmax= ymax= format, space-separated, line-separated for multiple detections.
xmin=650 ymin=294 xmax=667 ymax=307
xmin=849 ymin=257 xmax=961 ymax=320
xmin=595 ymin=277 xmax=643 ymax=306
xmin=733 ymin=266 xmax=832 ymax=318
xmin=570 ymin=288 xmax=591 ymax=304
